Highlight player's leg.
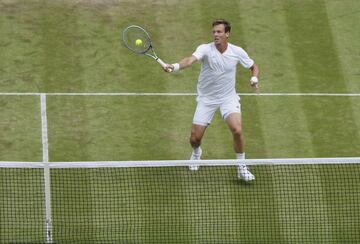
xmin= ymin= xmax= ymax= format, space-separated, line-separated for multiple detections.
xmin=221 ymin=99 xmax=255 ymax=181
xmin=189 ymin=101 xmax=217 ymax=170
xmin=225 ymin=113 xmax=255 ymax=181
xmin=189 ymin=124 xmax=207 ymax=161
xmin=225 ymin=113 xmax=244 ymax=154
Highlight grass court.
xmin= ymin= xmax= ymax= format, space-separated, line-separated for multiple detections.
xmin=1 ymin=0 xmax=360 ymax=243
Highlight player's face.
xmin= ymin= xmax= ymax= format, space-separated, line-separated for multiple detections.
xmin=212 ymin=24 xmax=229 ymax=45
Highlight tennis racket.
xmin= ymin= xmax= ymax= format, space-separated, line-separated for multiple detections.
xmin=122 ymin=25 xmax=168 ymax=70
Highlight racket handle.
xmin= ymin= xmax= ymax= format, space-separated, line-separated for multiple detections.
xmin=156 ymin=58 xmax=167 ymax=69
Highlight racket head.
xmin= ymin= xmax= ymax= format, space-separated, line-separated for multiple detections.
xmin=122 ymin=25 xmax=152 ymax=54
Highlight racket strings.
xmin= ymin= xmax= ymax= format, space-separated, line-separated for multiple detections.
xmin=123 ymin=27 xmax=151 ymax=54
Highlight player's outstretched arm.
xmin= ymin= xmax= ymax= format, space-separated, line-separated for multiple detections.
xmin=164 ymin=55 xmax=198 ymax=72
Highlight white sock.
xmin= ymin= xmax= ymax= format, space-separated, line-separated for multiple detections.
xmin=236 ymin=153 xmax=246 ymax=169
xmin=236 ymin=153 xmax=245 ymax=160
xmin=193 ymin=147 xmax=201 ymax=155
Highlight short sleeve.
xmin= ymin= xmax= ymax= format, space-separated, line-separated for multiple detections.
xmin=237 ymin=47 xmax=254 ymax=69
xmin=192 ymin=44 xmax=208 ymax=61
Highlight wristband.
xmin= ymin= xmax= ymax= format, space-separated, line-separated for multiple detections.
xmin=250 ymin=76 xmax=258 ymax=84
xmin=172 ymin=63 xmax=180 ymax=72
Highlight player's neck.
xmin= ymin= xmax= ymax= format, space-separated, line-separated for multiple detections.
xmin=215 ymin=42 xmax=228 ymax=54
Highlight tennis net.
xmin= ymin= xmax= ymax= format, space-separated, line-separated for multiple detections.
xmin=1 ymin=158 xmax=360 ymax=243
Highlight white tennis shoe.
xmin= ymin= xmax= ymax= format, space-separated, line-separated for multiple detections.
xmin=189 ymin=148 xmax=202 ymax=171
xmin=237 ymin=165 xmax=255 ymax=181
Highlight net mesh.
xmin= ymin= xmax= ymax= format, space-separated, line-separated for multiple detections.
xmin=122 ymin=25 xmax=151 ymax=54
xmin=1 ymin=161 xmax=360 ymax=243
xmin=0 ymin=168 xmax=45 ymax=243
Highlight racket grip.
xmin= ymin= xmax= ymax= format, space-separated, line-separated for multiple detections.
xmin=156 ymin=58 xmax=167 ymax=69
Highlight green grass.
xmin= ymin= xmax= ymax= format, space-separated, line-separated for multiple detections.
xmin=0 ymin=96 xmax=42 ymax=161
xmin=1 ymin=0 xmax=360 ymax=243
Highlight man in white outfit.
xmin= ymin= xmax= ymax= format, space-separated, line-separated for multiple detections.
xmin=165 ymin=19 xmax=259 ymax=181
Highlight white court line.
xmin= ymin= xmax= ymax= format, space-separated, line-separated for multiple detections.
xmin=40 ymin=94 xmax=53 ymax=243
xmin=40 ymin=94 xmax=49 ymax=163
xmin=1 ymin=92 xmax=360 ymax=96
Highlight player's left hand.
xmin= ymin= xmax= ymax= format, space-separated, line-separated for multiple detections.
xmin=250 ymin=76 xmax=260 ymax=94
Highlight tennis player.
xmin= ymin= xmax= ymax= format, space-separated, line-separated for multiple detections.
xmin=165 ymin=19 xmax=259 ymax=181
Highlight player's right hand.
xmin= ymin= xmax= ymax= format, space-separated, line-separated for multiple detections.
xmin=163 ymin=64 xmax=174 ymax=73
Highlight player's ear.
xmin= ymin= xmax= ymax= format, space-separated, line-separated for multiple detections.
xmin=226 ymin=32 xmax=229 ymax=38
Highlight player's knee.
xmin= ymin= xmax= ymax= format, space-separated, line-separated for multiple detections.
xmin=231 ymin=127 xmax=243 ymax=137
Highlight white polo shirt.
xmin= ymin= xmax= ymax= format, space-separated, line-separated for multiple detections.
xmin=192 ymin=42 xmax=254 ymax=104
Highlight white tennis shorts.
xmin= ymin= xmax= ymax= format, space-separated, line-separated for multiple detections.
xmin=192 ymin=97 xmax=241 ymax=126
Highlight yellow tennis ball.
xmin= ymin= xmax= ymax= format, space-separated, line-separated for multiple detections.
xmin=135 ymin=39 xmax=142 ymax=46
